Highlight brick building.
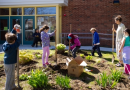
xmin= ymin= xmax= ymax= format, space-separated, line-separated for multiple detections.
xmin=62 ymin=0 xmax=130 ymax=47
xmin=0 ymin=0 xmax=130 ymax=47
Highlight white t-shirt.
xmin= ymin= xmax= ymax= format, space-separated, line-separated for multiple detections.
xmin=116 ymin=23 xmax=126 ymax=42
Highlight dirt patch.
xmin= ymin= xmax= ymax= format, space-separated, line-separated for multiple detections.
xmin=0 ymin=52 xmax=130 ymax=90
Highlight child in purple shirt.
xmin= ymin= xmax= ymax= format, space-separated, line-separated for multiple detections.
xmin=40 ymin=25 xmax=56 ymax=67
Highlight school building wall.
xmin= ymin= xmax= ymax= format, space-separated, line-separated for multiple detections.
xmin=62 ymin=0 xmax=130 ymax=47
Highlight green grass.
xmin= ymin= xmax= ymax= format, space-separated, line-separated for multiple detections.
xmin=0 ymin=53 xmax=4 ymax=61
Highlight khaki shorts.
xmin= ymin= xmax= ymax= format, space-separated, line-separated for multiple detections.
xmin=116 ymin=42 xmax=123 ymax=60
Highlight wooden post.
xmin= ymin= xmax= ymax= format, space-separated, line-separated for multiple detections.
xmin=17 ymin=48 xmax=20 ymax=87
xmin=69 ymin=24 xmax=72 ymax=57
xmin=55 ymin=29 xmax=57 ymax=64
xmin=112 ymin=24 xmax=115 ymax=63
xmin=112 ymin=24 xmax=114 ymax=52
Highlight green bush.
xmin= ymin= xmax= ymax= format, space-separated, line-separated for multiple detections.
xmin=80 ymin=54 xmax=84 ymax=58
xmin=111 ymin=69 xmax=122 ymax=82
xmin=56 ymin=43 xmax=66 ymax=51
xmin=19 ymin=73 xmax=28 ymax=81
xmin=19 ymin=51 xmax=33 ymax=64
xmin=96 ymin=72 xmax=118 ymax=89
xmin=86 ymin=55 xmax=92 ymax=61
xmin=28 ymin=69 xmax=48 ymax=88
xmin=56 ymin=75 xmax=71 ymax=88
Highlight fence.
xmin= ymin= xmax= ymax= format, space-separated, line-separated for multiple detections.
xmin=60 ymin=33 xmax=115 ymax=47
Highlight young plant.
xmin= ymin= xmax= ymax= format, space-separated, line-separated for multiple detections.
xmin=111 ymin=80 xmax=118 ymax=88
xmin=56 ymin=75 xmax=71 ymax=88
xmin=19 ymin=51 xmax=33 ymax=64
xmin=96 ymin=77 xmax=101 ymax=86
xmin=100 ymin=72 xmax=108 ymax=88
xmin=96 ymin=59 xmax=102 ymax=64
xmin=56 ymin=43 xmax=66 ymax=51
xmin=19 ymin=73 xmax=28 ymax=81
xmin=86 ymin=55 xmax=92 ymax=61
xmin=36 ymin=54 xmax=42 ymax=59
xmin=28 ymin=69 xmax=48 ymax=88
xmin=111 ymin=69 xmax=122 ymax=82
xmin=108 ymin=75 xmax=112 ymax=86
xmin=80 ymin=54 xmax=84 ymax=58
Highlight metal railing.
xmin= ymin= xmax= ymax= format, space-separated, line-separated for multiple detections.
xmin=60 ymin=33 xmax=115 ymax=45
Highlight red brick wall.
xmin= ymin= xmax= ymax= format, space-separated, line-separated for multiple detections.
xmin=62 ymin=0 xmax=130 ymax=47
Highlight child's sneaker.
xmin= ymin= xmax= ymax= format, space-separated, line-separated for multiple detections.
xmin=46 ymin=62 xmax=51 ymax=65
xmin=43 ymin=64 xmax=46 ymax=67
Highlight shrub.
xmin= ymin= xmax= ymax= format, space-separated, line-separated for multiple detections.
xmin=19 ymin=73 xmax=28 ymax=81
xmin=56 ymin=75 xmax=71 ymax=88
xmin=86 ymin=55 xmax=92 ymax=61
xmin=56 ymin=43 xmax=66 ymax=51
xmin=96 ymin=72 xmax=118 ymax=89
xmin=80 ymin=54 xmax=84 ymax=58
xmin=28 ymin=69 xmax=48 ymax=88
xmin=19 ymin=51 xmax=33 ymax=64
xmin=111 ymin=69 xmax=122 ymax=82
xmin=100 ymin=72 xmax=108 ymax=88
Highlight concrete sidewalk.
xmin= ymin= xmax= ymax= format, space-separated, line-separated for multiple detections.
xmin=0 ymin=45 xmax=116 ymax=53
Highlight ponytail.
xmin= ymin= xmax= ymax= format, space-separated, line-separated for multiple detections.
xmin=39 ymin=25 xmax=49 ymax=33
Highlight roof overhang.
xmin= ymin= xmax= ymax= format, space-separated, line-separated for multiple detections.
xmin=0 ymin=0 xmax=68 ymax=7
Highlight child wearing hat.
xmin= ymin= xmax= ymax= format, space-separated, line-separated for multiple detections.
xmin=90 ymin=28 xmax=102 ymax=57
xmin=68 ymin=33 xmax=81 ymax=58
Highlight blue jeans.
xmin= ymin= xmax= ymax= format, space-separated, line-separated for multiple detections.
xmin=71 ymin=46 xmax=80 ymax=58
xmin=92 ymin=45 xmax=102 ymax=57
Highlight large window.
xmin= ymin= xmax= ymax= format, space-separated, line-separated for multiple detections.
xmin=37 ymin=7 xmax=56 ymax=15
xmin=24 ymin=8 xmax=35 ymax=15
xmin=37 ymin=16 xmax=56 ymax=42
xmin=11 ymin=8 xmax=22 ymax=15
xmin=0 ymin=8 xmax=9 ymax=15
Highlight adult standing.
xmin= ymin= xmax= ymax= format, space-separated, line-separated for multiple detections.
xmin=112 ymin=15 xmax=126 ymax=67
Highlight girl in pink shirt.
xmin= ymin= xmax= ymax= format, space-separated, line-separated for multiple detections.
xmin=68 ymin=33 xmax=81 ymax=58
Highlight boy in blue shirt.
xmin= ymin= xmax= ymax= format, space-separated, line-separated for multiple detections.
xmin=90 ymin=28 xmax=102 ymax=57
xmin=2 ymin=24 xmax=21 ymax=90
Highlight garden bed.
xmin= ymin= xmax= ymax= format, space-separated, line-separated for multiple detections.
xmin=0 ymin=50 xmax=130 ymax=90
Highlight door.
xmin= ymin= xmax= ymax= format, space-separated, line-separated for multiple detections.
xmin=23 ymin=16 xmax=35 ymax=44
xmin=10 ymin=16 xmax=22 ymax=31
xmin=0 ymin=16 xmax=9 ymax=44
xmin=10 ymin=16 xmax=22 ymax=44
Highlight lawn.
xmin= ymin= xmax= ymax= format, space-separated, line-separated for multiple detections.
xmin=0 ymin=49 xmax=129 ymax=90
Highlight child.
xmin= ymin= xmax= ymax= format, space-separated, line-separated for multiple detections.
xmin=90 ymin=28 xmax=102 ymax=57
xmin=40 ymin=25 xmax=56 ymax=67
xmin=119 ymin=28 xmax=130 ymax=79
xmin=31 ymin=28 xmax=41 ymax=47
xmin=68 ymin=33 xmax=81 ymax=58
xmin=2 ymin=24 xmax=21 ymax=90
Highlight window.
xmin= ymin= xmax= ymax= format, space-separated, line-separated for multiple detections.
xmin=11 ymin=8 xmax=22 ymax=15
xmin=37 ymin=16 xmax=56 ymax=42
xmin=0 ymin=8 xmax=9 ymax=15
xmin=24 ymin=8 xmax=35 ymax=15
xmin=0 ymin=19 xmax=8 ymax=40
xmin=37 ymin=7 xmax=56 ymax=15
